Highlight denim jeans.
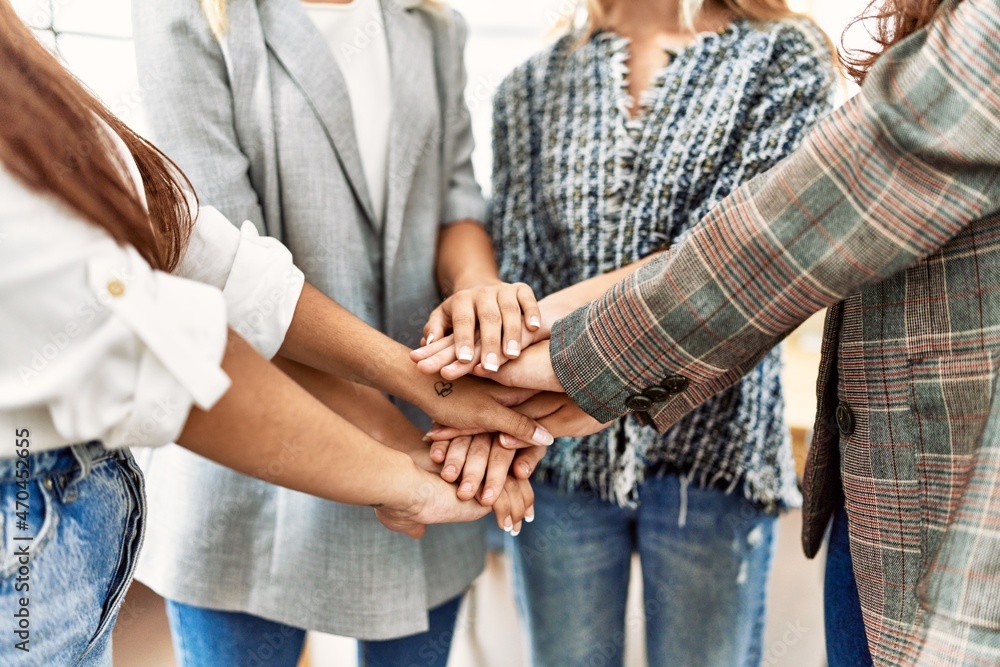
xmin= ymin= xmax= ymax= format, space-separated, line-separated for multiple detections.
xmin=166 ymin=593 xmax=464 ymax=667
xmin=0 ymin=442 xmax=145 ymax=666
xmin=510 ymin=475 xmax=776 ymax=667
xmin=824 ymin=504 xmax=874 ymax=666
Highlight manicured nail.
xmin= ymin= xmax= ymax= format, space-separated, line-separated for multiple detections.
xmin=506 ymin=340 xmax=520 ymax=357
xmin=459 ymin=482 xmax=473 ymax=494
xmin=503 ymin=518 xmax=513 ymax=532
xmin=443 ymin=465 xmax=457 ymax=477
xmin=426 ymin=334 xmax=435 ymax=346
xmin=482 ymin=488 xmax=495 ymax=501
xmin=484 ymin=353 xmax=500 ymax=372
xmin=525 ymin=507 xmax=535 ymax=523
xmin=532 ymin=427 xmax=554 ymax=446
xmin=458 ymin=346 xmax=474 ymax=362
xmin=529 ymin=316 xmax=541 ymax=329
xmin=422 ymin=434 xmax=432 ymax=443
xmin=511 ymin=527 xmax=521 ymax=537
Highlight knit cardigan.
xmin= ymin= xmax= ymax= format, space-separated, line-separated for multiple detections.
xmin=489 ymin=18 xmax=836 ymax=510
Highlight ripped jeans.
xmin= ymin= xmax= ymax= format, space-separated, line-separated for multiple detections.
xmin=0 ymin=442 xmax=145 ymax=666
xmin=509 ymin=474 xmax=776 ymax=667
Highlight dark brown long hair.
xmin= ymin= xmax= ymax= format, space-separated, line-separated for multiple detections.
xmin=842 ymin=0 xmax=945 ymax=84
xmin=0 ymin=0 xmax=193 ymax=271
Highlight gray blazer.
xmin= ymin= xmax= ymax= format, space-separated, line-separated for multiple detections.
xmin=131 ymin=0 xmax=488 ymax=639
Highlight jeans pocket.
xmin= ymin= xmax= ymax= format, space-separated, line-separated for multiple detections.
xmin=81 ymin=453 xmax=147 ymax=658
xmin=0 ymin=475 xmax=60 ymax=580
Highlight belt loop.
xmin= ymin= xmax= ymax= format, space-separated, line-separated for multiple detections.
xmin=63 ymin=443 xmax=104 ymax=503
xmin=69 ymin=444 xmax=97 ymax=482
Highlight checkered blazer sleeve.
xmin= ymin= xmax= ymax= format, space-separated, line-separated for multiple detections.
xmin=549 ymin=0 xmax=1000 ymax=427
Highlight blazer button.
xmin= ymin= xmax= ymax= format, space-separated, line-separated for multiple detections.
xmin=662 ymin=375 xmax=690 ymax=395
xmin=836 ymin=403 xmax=855 ymax=438
xmin=624 ymin=394 xmax=654 ymax=413
xmin=643 ymin=386 xmax=671 ymax=403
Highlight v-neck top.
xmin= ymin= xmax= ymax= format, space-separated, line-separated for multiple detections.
xmin=489 ymin=18 xmax=836 ymax=510
xmin=303 ymin=0 xmax=392 ymax=223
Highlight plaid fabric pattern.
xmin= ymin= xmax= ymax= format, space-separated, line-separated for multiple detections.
xmin=549 ymin=0 xmax=1000 ymax=664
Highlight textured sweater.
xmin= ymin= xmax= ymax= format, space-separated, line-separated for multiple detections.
xmin=489 ymin=18 xmax=835 ymax=510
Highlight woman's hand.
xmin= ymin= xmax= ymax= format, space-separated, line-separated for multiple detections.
xmin=434 ymin=433 xmax=516 ymax=501
xmin=412 ymin=295 xmax=562 ymax=382
xmin=471 ymin=340 xmax=563 ymax=393
xmin=489 ymin=476 xmax=535 ymax=536
xmin=426 ymin=391 xmax=610 ymax=447
xmin=412 ymin=374 xmax=553 ymax=447
xmin=374 ymin=468 xmax=492 ymax=539
xmin=416 ymin=281 xmax=543 ymax=377
xmin=430 ymin=434 xmax=535 ymax=535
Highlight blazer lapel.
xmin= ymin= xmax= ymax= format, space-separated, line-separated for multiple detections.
xmin=382 ymin=0 xmax=437 ymax=272
xmin=258 ymin=0 xmax=378 ymax=227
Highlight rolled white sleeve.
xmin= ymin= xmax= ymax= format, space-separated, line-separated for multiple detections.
xmin=0 ymin=170 xmax=231 ymax=451
xmin=176 ymin=206 xmax=304 ymax=360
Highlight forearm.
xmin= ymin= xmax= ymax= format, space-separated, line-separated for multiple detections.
xmin=277 ymin=283 xmax=430 ymax=402
xmin=273 ymin=357 xmax=427 ymax=457
xmin=179 ymin=332 xmax=425 ymax=508
xmin=436 ymin=220 xmax=500 ymax=295
xmin=540 ymin=253 xmax=665 ymax=330
xmin=276 ymin=284 xmax=550 ymax=446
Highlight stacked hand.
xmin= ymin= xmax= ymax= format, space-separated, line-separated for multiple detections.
xmin=407 ymin=283 xmax=612 ymax=534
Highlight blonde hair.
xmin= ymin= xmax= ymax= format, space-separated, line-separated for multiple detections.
xmin=580 ymin=0 xmax=809 ymax=34
xmin=201 ymin=0 xmax=226 ymax=38
xmin=201 ymin=0 xmax=444 ymax=38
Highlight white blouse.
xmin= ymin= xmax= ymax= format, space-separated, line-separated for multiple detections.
xmin=303 ymin=0 xmax=392 ymax=223
xmin=0 ymin=135 xmax=305 ymax=453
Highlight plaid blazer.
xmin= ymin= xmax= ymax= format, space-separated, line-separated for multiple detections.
xmin=549 ymin=0 xmax=1000 ymax=664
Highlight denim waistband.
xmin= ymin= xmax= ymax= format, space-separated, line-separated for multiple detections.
xmin=0 ymin=441 xmax=116 ymax=483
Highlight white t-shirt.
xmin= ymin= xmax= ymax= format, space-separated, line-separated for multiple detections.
xmin=303 ymin=0 xmax=393 ymax=224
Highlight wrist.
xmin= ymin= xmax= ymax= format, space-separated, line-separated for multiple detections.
xmin=387 ymin=354 xmax=442 ymax=414
xmin=444 ymin=271 xmax=501 ymax=296
xmin=375 ymin=454 xmax=429 ymax=511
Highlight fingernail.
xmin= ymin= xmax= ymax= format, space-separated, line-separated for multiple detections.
xmin=460 ymin=482 xmax=473 ymax=494
xmin=519 ymin=461 xmax=531 ymax=477
xmin=503 ymin=518 xmax=513 ymax=532
xmin=422 ymin=434 xmax=432 ymax=443
xmin=529 ymin=316 xmax=541 ymax=329
xmin=511 ymin=527 xmax=521 ymax=537
xmin=525 ymin=507 xmax=535 ymax=523
xmin=484 ymin=353 xmax=500 ymax=372
xmin=444 ymin=465 xmax=456 ymax=476
xmin=532 ymin=427 xmax=554 ymax=446
xmin=506 ymin=340 xmax=520 ymax=357
xmin=482 ymin=488 xmax=495 ymax=501
xmin=499 ymin=434 xmax=514 ymax=448
xmin=426 ymin=334 xmax=435 ymax=345
xmin=458 ymin=346 xmax=474 ymax=362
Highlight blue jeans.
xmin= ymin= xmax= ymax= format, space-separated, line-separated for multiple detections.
xmin=825 ymin=505 xmax=874 ymax=666
xmin=166 ymin=593 xmax=464 ymax=667
xmin=510 ymin=475 xmax=776 ymax=667
xmin=0 ymin=442 xmax=145 ymax=666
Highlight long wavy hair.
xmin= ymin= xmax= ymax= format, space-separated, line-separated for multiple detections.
xmin=0 ymin=0 xmax=193 ymax=271
xmin=841 ymin=0 xmax=945 ymax=84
